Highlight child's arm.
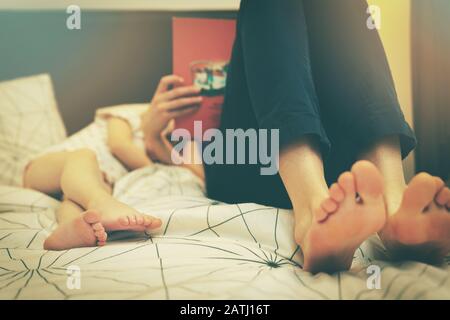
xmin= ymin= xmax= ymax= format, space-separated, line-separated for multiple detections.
xmin=107 ymin=117 xmax=152 ymax=170
xmin=146 ymin=133 xmax=205 ymax=181
xmin=179 ymin=140 xmax=205 ymax=181
xmin=145 ymin=132 xmax=174 ymax=165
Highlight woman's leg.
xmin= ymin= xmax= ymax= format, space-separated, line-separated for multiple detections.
xmin=204 ymin=0 xmax=331 ymax=209
xmin=303 ymin=0 xmax=449 ymax=262
xmin=360 ymin=136 xmax=450 ymax=263
xmin=303 ymin=0 xmax=416 ymax=183
xmin=279 ymin=141 xmax=386 ymax=274
xmin=230 ymin=0 xmax=386 ymax=273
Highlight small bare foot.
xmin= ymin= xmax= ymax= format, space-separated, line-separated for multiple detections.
xmin=88 ymin=194 xmax=162 ymax=232
xmin=44 ymin=210 xmax=107 ymax=250
xmin=380 ymin=173 xmax=450 ymax=264
xmin=296 ymin=161 xmax=386 ymax=274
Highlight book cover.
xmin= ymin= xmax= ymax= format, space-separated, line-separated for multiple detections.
xmin=172 ymin=17 xmax=236 ymax=140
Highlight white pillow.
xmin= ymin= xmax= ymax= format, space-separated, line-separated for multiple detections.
xmin=0 ymin=74 xmax=67 ymax=186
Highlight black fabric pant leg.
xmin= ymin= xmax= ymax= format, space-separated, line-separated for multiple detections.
xmin=303 ymin=0 xmax=417 ymax=184
xmin=237 ymin=0 xmax=330 ymax=152
xmin=204 ymin=0 xmax=417 ymax=209
xmin=204 ymin=0 xmax=329 ymax=208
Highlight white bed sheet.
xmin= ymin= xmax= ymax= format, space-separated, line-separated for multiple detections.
xmin=0 ymin=165 xmax=449 ymax=300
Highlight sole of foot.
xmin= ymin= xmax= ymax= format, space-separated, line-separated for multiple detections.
xmin=296 ymin=160 xmax=386 ymax=274
xmin=89 ymin=195 xmax=162 ymax=233
xmin=44 ymin=210 xmax=107 ymax=250
xmin=379 ymin=173 xmax=450 ymax=264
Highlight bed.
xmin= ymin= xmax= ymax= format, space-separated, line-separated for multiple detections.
xmin=1 ymin=164 xmax=449 ymax=300
xmin=0 ymin=74 xmax=449 ymax=300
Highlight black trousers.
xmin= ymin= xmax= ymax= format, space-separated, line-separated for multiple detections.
xmin=204 ymin=0 xmax=416 ymax=209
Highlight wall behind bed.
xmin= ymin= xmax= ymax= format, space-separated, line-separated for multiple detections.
xmin=0 ymin=1 xmax=417 ymax=180
xmin=0 ymin=9 xmax=236 ymax=135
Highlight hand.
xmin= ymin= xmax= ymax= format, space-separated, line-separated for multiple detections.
xmin=144 ymin=122 xmax=181 ymax=165
xmin=141 ymin=75 xmax=202 ymax=140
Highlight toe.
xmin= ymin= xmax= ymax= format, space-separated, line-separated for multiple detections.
xmin=351 ymin=160 xmax=383 ymax=203
xmin=321 ymin=198 xmax=338 ymax=214
xmin=92 ymin=222 xmax=104 ymax=231
xmin=143 ymin=216 xmax=153 ymax=226
xmin=434 ymin=177 xmax=445 ymax=190
xmin=338 ymin=171 xmax=355 ymax=199
xmin=430 ymin=214 xmax=450 ymax=241
xmin=435 ymin=187 xmax=450 ymax=207
xmin=148 ymin=218 xmax=162 ymax=229
xmin=402 ymin=173 xmax=438 ymax=211
xmin=329 ymin=183 xmax=345 ymax=202
xmin=83 ymin=210 xmax=101 ymax=224
xmin=95 ymin=231 xmax=107 ymax=242
xmin=315 ymin=206 xmax=328 ymax=223
xmin=129 ymin=215 xmax=137 ymax=225
xmin=119 ymin=216 xmax=130 ymax=226
xmin=136 ymin=215 xmax=144 ymax=225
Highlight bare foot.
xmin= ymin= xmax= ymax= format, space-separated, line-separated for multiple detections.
xmin=88 ymin=194 xmax=162 ymax=232
xmin=295 ymin=161 xmax=386 ymax=274
xmin=44 ymin=210 xmax=107 ymax=250
xmin=379 ymin=173 xmax=450 ymax=264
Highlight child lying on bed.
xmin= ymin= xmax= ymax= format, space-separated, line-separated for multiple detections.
xmin=23 ymin=75 xmax=203 ymax=250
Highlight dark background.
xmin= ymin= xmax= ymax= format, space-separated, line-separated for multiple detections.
xmin=412 ymin=0 xmax=450 ymax=182
xmin=0 ymin=10 xmax=236 ymax=135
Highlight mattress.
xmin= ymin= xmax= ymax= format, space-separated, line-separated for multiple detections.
xmin=1 ymin=164 xmax=449 ymax=300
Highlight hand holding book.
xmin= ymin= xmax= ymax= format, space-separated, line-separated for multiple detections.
xmin=172 ymin=18 xmax=236 ymax=139
xmin=142 ymin=75 xmax=202 ymax=140
xmin=142 ymin=74 xmax=203 ymax=163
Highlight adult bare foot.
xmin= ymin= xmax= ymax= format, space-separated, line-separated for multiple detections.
xmin=295 ymin=161 xmax=386 ymax=274
xmin=379 ymin=173 xmax=450 ymax=264
xmin=88 ymin=194 xmax=162 ymax=232
xmin=44 ymin=210 xmax=107 ymax=250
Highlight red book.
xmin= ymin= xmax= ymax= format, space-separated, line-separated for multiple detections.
xmin=172 ymin=17 xmax=236 ymax=140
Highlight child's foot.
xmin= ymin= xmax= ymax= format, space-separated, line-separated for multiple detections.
xmin=295 ymin=161 xmax=386 ymax=274
xmin=44 ymin=210 xmax=107 ymax=250
xmin=88 ymin=194 xmax=162 ymax=232
xmin=379 ymin=173 xmax=450 ymax=264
